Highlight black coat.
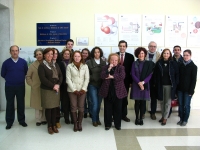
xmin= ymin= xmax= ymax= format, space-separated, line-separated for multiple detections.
xmin=154 ymin=59 xmax=179 ymax=100
xmin=117 ymin=52 xmax=134 ymax=85
xmin=177 ymin=61 xmax=197 ymax=95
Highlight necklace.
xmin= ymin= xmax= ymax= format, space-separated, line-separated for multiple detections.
xmin=164 ymin=63 xmax=167 ymax=67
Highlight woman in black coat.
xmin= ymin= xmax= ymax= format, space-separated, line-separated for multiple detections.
xmin=177 ymin=49 xmax=197 ymax=126
xmin=154 ymin=48 xmax=179 ymax=125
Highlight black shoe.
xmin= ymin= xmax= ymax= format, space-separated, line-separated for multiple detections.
xmin=84 ymin=113 xmax=87 ymax=118
xmin=115 ymin=127 xmax=121 ymax=130
xmin=105 ymin=127 xmax=111 ymax=130
xmin=41 ymin=121 xmax=47 ymax=125
xmin=139 ymin=119 xmax=143 ymax=125
xmin=19 ymin=122 xmax=28 ymax=127
xmin=36 ymin=122 xmax=41 ymax=126
xmin=135 ymin=119 xmax=140 ymax=125
xmin=122 ymin=117 xmax=130 ymax=122
xmin=6 ymin=125 xmax=12 ymax=130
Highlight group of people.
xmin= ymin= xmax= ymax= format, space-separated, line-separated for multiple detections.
xmin=1 ymin=39 xmax=197 ymax=134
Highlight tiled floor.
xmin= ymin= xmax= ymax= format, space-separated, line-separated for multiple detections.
xmin=0 ymin=109 xmax=200 ymax=150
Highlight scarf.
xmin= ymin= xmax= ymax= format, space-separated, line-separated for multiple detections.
xmin=73 ymin=61 xmax=81 ymax=70
xmin=146 ymin=51 xmax=157 ymax=63
xmin=45 ymin=61 xmax=59 ymax=80
xmin=183 ymin=59 xmax=192 ymax=66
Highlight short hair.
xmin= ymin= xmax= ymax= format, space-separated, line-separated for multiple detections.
xmin=173 ymin=45 xmax=181 ymax=51
xmin=65 ymin=39 xmax=74 ymax=45
xmin=10 ymin=45 xmax=19 ymax=52
xmin=90 ymin=46 xmax=103 ymax=58
xmin=159 ymin=48 xmax=173 ymax=60
xmin=148 ymin=41 xmax=157 ymax=47
xmin=34 ymin=48 xmax=43 ymax=58
xmin=134 ymin=47 xmax=147 ymax=58
xmin=61 ymin=49 xmax=72 ymax=58
xmin=70 ymin=50 xmax=85 ymax=64
xmin=118 ymin=40 xmax=128 ymax=47
xmin=43 ymin=48 xmax=54 ymax=59
xmin=81 ymin=48 xmax=91 ymax=60
xmin=183 ymin=49 xmax=192 ymax=55
xmin=107 ymin=53 xmax=120 ymax=63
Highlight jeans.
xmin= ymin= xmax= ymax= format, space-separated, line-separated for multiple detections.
xmin=88 ymin=84 xmax=102 ymax=122
xmin=84 ymin=87 xmax=92 ymax=115
xmin=177 ymin=91 xmax=192 ymax=122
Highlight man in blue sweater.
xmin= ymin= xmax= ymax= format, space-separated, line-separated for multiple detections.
xmin=1 ymin=45 xmax=28 ymax=129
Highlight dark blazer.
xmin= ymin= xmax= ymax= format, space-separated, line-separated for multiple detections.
xmin=99 ymin=65 xmax=127 ymax=99
xmin=117 ymin=52 xmax=134 ymax=85
xmin=38 ymin=62 xmax=63 ymax=90
xmin=154 ymin=59 xmax=179 ymax=100
xmin=177 ymin=61 xmax=197 ymax=95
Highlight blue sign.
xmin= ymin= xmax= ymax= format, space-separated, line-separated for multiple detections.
xmin=37 ymin=23 xmax=70 ymax=46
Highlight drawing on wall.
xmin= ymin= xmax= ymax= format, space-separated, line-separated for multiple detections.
xmin=187 ymin=16 xmax=200 ymax=47
xmin=95 ymin=14 xmax=118 ymax=46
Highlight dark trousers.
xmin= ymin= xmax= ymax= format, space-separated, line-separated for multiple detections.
xmin=104 ymin=97 xmax=122 ymax=128
xmin=5 ymin=85 xmax=25 ymax=126
xmin=135 ymin=100 xmax=146 ymax=119
xmin=121 ymin=81 xmax=129 ymax=118
xmin=150 ymin=85 xmax=157 ymax=114
xmin=45 ymin=108 xmax=57 ymax=127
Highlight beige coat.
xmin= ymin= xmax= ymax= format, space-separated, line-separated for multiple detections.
xmin=26 ymin=60 xmax=42 ymax=110
xmin=66 ymin=63 xmax=89 ymax=92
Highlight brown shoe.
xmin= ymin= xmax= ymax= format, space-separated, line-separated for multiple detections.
xmin=161 ymin=119 xmax=167 ymax=126
xmin=122 ymin=117 xmax=130 ymax=122
xmin=56 ymin=123 xmax=61 ymax=128
xmin=53 ymin=126 xmax=59 ymax=133
xmin=97 ymin=121 xmax=102 ymax=125
xmin=48 ymin=127 xmax=54 ymax=134
xmin=78 ymin=111 xmax=84 ymax=131
xmin=93 ymin=122 xmax=98 ymax=127
xmin=159 ymin=117 xmax=164 ymax=123
xmin=151 ymin=114 xmax=156 ymax=120
xmin=71 ymin=112 xmax=78 ymax=132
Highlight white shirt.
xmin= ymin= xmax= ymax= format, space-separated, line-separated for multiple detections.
xmin=11 ymin=57 xmax=19 ymax=63
xmin=94 ymin=58 xmax=100 ymax=64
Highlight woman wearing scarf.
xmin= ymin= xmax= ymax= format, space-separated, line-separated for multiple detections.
xmin=66 ymin=51 xmax=89 ymax=132
xmin=130 ymin=47 xmax=154 ymax=125
xmin=99 ymin=53 xmax=127 ymax=131
xmin=177 ymin=49 xmax=197 ymax=126
xmin=154 ymin=48 xmax=179 ymax=126
xmin=38 ymin=48 xmax=63 ymax=134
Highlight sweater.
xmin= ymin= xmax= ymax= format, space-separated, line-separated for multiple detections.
xmin=1 ymin=58 xmax=28 ymax=86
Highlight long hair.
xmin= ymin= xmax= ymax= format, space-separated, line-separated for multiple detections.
xmin=159 ymin=48 xmax=173 ymax=60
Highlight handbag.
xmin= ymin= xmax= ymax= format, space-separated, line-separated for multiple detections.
xmin=171 ymin=98 xmax=179 ymax=107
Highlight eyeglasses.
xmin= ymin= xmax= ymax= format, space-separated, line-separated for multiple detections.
xmin=149 ymin=46 xmax=156 ymax=48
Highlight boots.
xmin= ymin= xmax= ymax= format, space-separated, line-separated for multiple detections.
xmin=78 ymin=111 xmax=84 ymax=131
xmin=70 ymin=112 xmax=74 ymax=124
xmin=71 ymin=112 xmax=78 ymax=132
xmin=64 ymin=113 xmax=70 ymax=124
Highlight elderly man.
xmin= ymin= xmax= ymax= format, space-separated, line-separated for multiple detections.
xmin=145 ymin=41 xmax=160 ymax=120
xmin=1 ymin=45 xmax=28 ymax=129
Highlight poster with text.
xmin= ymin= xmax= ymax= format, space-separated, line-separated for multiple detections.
xmin=119 ymin=14 xmax=141 ymax=46
xmin=142 ymin=15 xmax=165 ymax=46
xmin=187 ymin=16 xmax=200 ymax=47
xmin=95 ymin=14 xmax=118 ymax=46
xmin=165 ymin=15 xmax=187 ymax=47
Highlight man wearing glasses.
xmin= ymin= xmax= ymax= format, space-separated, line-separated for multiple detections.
xmin=145 ymin=41 xmax=160 ymax=120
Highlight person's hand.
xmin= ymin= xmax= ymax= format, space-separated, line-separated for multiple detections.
xmin=79 ymin=89 xmax=86 ymax=95
xmin=53 ymin=84 xmax=59 ymax=93
xmin=108 ymin=64 xmax=113 ymax=72
xmin=138 ymin=81 xmax=144 ymax=91
xmin=105 ymin=74 xmax=114 ymax=79
xmin=73 ymin=90 xmax=80 ymax=96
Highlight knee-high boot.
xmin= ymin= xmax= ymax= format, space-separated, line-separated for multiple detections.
xmin=71 ymin=112 xmax=78 ymax=132
xmin=78 ymin=111 xmax=84 ymax=131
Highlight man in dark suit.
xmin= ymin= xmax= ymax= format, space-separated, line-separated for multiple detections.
xmin=117 ymin=40 xmax=134 ymax=122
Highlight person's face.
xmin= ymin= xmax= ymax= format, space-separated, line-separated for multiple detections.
xmin=94 ymin=49 xmax=100 ymax=59
xmin=148 ymin=42 xmax=157 ymax=53
xmin=82 ymin=50 xmax=89 ymax=60
xmin=73 ymin=52 xmax=81 ymax=63
xmin=119 ymin=43 xmax=127 ymax=53
xmin=53 ymin=50 xmax=58 ymax=61
xmin=163 ymin=50 xmax=171 ymax=60
xmin=183 ymin=52 xmax=191 ymax=62
xmin=138 ymin=51 xmax=145 ymax=61
xmin=10 ymin=46 xmax=19 ymax=59
xmin=66 ymin=41 xmax=74 ymax=50
xmin=63 ymin=51 xmax=70 ymax=60
xmin=36 ymin=51 xmax=43 ymax=61
xmin=44 ymin=51 xmax=53 ymax=62
xmin=173 ymin=47 xmax=181 ymax=57
xmin=109 ymin=55 xmax=118 ymax=66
